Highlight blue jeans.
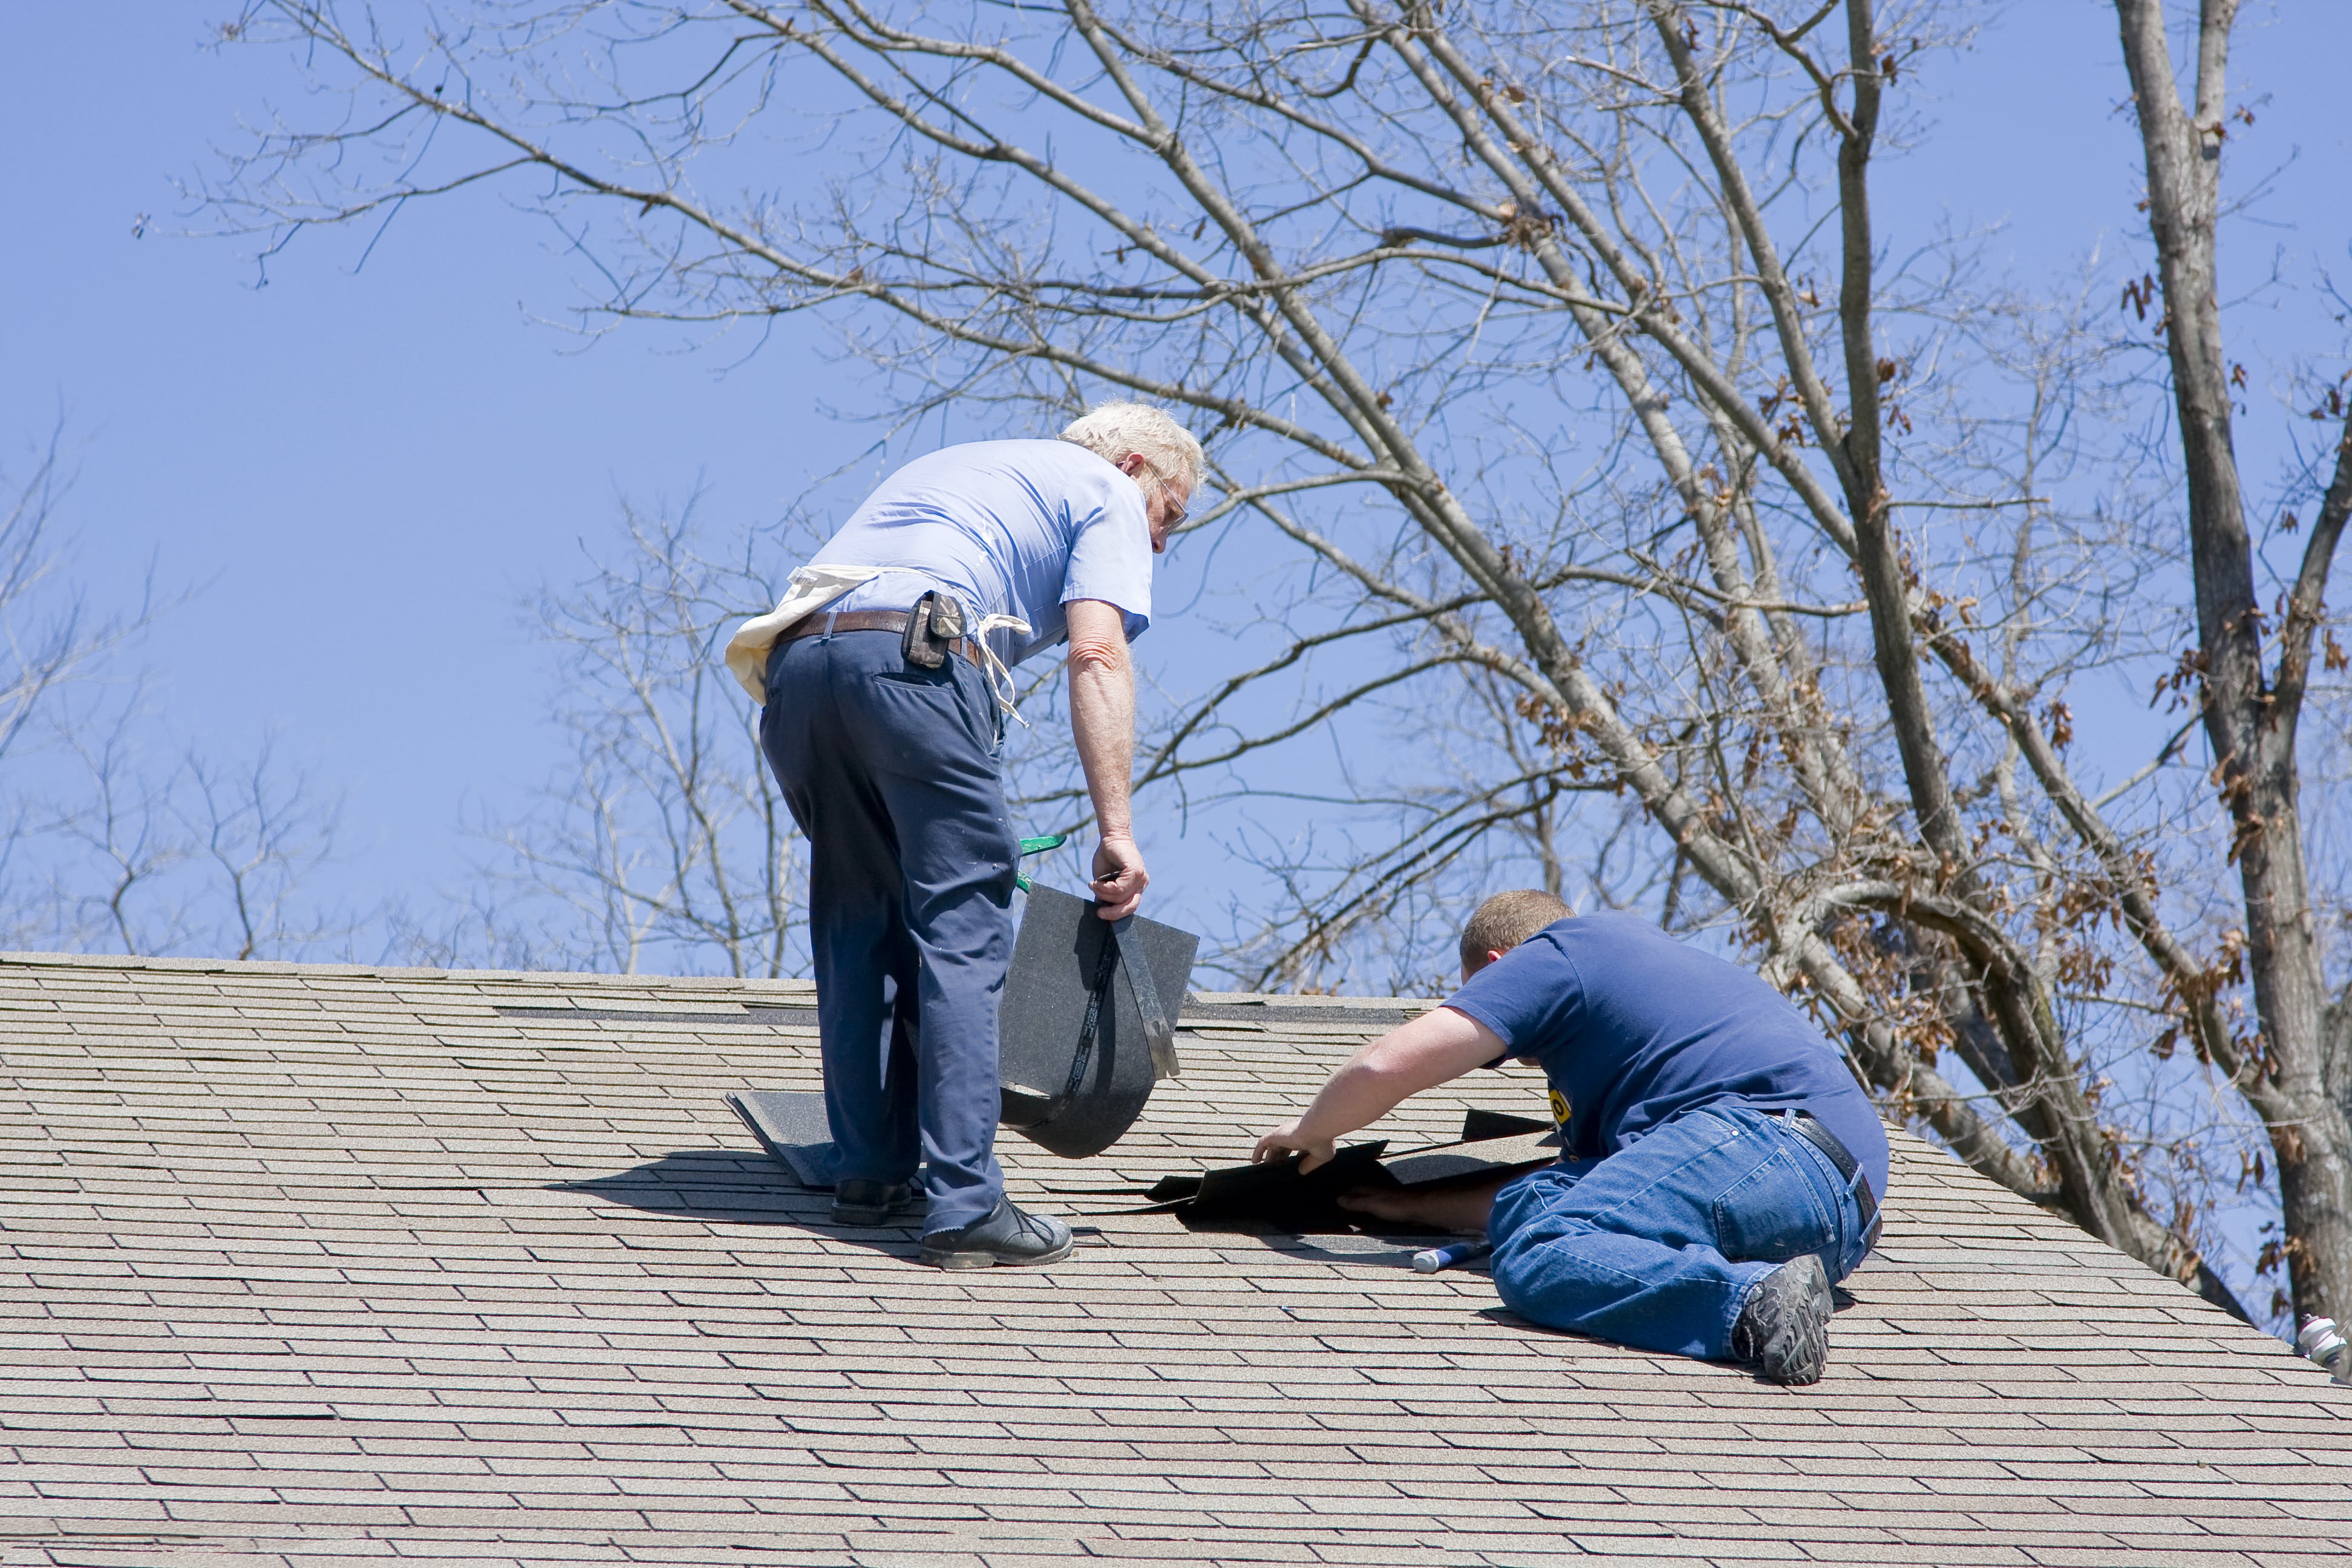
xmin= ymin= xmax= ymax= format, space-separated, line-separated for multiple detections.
xmin=760 ymin=627 xmax=1018 ymax=1233
xmin=1488 ymin=1105 xmax=1872 ymax=1361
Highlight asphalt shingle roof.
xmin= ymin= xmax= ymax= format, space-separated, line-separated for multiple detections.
xmin=2 ymin=953 xmax=2347 ymax=1567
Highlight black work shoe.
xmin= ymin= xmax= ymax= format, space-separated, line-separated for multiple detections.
xmin=829 ymin=1178 xmax=916 ymax=1227
xmin=1731 ymin=1254 xmax=1832 ymax=1385
xmin=918 ymin=1199 xmax=1074 ymax=1270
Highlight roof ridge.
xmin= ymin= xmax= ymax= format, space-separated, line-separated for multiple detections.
xmin=0 ymin=950 xmax=1440 ymax=1005
xmin=0 ymin=950 xmax=809 ymax=989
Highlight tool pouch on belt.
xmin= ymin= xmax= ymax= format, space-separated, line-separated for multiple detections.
xmin=901 ymin=590 xmax=966 ymax=669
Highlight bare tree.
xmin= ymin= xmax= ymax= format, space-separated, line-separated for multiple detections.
xmin=2113 ymin=0 xmax=2352 ymax=1325
xmin=204 ymin=0 xmax=2352 ymax=1322
xmin=41 ymin=705 xmax=193 ymax=958
xmin=184 ymin=736 xmax=345 ymax=961
xmin=0 ymin=428 xmax=351 ymax=964
xmin=27 ymin=702 xmax=348 ymax=961
xmin=0 ymin=434 xmax=144 ymax=769
xmin=480 ymin=493 xmax=807 ymax=976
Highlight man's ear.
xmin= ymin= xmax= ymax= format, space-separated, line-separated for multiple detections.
xmin=1460 ymin=947 xmax=1511 ymax=983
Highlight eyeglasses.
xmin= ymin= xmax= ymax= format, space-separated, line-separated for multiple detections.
xmin=1136 ymin=460 xmax=1189 ymax=529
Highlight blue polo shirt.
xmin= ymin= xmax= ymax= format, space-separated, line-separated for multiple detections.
xmin=1445 ymin=913 xmax=1889 ymax=1198
xmin=822 ymin=439 xmax=1155 ymax=665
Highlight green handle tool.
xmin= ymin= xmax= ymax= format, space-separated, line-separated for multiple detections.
xmin=1014 ymin=834 xmax=1067 ymax=892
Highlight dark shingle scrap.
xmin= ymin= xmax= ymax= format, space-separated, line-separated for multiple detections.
xmin=0 ymin=952 xmax=2345 ymax=1567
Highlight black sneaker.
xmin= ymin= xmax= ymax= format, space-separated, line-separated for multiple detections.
xmin=829 ymin=1178 xmax=916 ymax=1227
xmin=918 ymin=1199 xmax=1074 ymax=1270
xmin=1731 ymin=1254 xmax=1832 ymax=1385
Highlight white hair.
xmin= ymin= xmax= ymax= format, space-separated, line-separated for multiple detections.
xmin=1057 ymin=402 xmax=1203 ymax=494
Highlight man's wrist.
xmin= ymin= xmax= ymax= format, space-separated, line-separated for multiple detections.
xmin=1291 ymin=1108 xmax=1345 ymax=1148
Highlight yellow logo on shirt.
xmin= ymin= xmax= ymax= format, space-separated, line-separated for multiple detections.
xmin=1549 ymin=1086 xmax=1573 ymax=1134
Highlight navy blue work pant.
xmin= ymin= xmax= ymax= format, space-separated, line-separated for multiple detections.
xmin=1488 ymin=1106 xmax=1872 ymax=1361
xmin=759 ymin=627 xmax=1017 ymax=1233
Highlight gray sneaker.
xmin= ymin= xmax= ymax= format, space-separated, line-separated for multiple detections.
xmin=1731 ymin=1255 xmax=1832 ymax=1385
xmin=919 ymin=1199 xmax=1074 ymax=1270
xmin=829 ymin=1178 xmax=916 ymax=1227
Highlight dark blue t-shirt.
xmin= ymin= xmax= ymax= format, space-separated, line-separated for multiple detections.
xmin=1445 ymin=913 xmax=1890 ymax=1198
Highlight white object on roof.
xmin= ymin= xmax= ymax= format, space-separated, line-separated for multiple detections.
xmin=721 ymin=562 xmax=884 ymax=700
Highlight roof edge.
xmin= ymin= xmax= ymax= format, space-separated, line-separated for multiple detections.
xmin=0 ymin=949 xmax=811 ymax=990
xmin=0 ymin=950 xmax=1436 ymax=1007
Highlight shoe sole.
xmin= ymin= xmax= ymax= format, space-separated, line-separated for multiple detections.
xmin=829 ymin=1207 xmax=913 ymax=1226
xmin=918 ymin=1232 xmax=1077 ymax=1270
xmin=1756 ymin=1256 xmax=1832 ymax=1385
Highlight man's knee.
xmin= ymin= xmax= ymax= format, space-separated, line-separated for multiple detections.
xmin=1487 ymin=1169 xmax=1588 ymax=1306
xmin=1486 ymin=1163 xmax=1574 ymax=1242
xmin=1488 ymin=1209 xmax=1602 ymax=1328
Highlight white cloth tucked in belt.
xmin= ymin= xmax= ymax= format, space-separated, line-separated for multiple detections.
xmin=724 ymin=564 xmax=883 ymax=701
xmin=724 ymin=563 xmax=1031 ymax=721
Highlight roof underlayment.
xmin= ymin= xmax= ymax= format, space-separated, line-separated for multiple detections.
xmin=2 ymin=954 xmax=2348 ymax=1567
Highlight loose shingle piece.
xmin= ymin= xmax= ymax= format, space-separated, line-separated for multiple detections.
xmin=0 ymin=952 xmax=2345 ymax=1568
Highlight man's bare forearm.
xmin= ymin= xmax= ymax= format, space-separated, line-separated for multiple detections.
xmin=1065 ymin=599 xmax=1135 ymax=837
xmin=1339 ymin=1168 xmax=1526 ymax=1236
xmin=1290 ymin=1056 xmax=1414 ymax=1148
xmin=1253 ymin=1007 xmax=1511 ymax=1170
xmin=1067 ymin=650 xmax=1134 ymax=838
xmin=1065 ymin=599 xmax=1147 ymax=918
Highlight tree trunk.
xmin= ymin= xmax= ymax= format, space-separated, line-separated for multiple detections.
xmin=1803 ymin=1 xmax=2145 ymax=1256
xmin=2114 ymin=0 xmax=2352 ymax=1323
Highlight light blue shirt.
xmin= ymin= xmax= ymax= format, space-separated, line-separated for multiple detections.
xmin=823 ymin=440 xmax=1154 ymax=665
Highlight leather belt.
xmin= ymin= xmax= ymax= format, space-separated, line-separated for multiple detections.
xmin=781 ymin=609 xmax=985 ymax=668
xmin=1783 ymin=1110 xmax=1881 ymax=1247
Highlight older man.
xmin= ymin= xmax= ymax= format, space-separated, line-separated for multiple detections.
xmin=736 ymin=403 xmax=1199 ymax=1270
xmin=1255 ymin=890 xmax=1887 ymax=1383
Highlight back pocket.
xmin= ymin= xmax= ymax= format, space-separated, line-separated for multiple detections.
xmin=867 ymin=664 xmax=992 ymax=759
xmin=1712 ymin=1146 xmax=1835 ymax=1264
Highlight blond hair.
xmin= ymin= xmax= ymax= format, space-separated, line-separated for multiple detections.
xmin=1459 ymin=889 xmax=1574 ymax=975
xmin=1058 ymin=402 xmax=1203 ymax=494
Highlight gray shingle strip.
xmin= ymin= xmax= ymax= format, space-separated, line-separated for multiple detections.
xmin=1 ymin=955 xmax=2345 ymax=1565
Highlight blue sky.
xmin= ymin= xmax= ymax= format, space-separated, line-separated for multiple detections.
xmin=4 ymin=8 xmax=835 ymax=929
xmin=1 ymin=1 xmax=2343 ymax=955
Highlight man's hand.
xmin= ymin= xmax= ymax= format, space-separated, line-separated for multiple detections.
xmin=1253 ymin=1119 xmax=1337 ymax=1174
xmin=1091 ymin=832 xmax=1148 ymax=921
xmin=1249 ymin=1007 xmax=1512 ymax=1180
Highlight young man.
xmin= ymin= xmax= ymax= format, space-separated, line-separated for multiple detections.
xmin=1254 ymin=890 xmax=1888 ymax=1384
xmin=734 ymin=403 xmax=1199 ymax=1270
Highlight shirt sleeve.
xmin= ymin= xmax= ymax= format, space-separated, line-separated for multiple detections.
xmin=1442 ymin=937 xmax=1581 ymax=1059
xmin=1059 ymin=472 xmax=1154 ymax=641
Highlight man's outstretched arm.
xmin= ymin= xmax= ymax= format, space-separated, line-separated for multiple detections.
xmin=1065 ymin=598 xmax=1146 ymax=920
xmin=1253 ymin=1006 xmax=1508 ymax=1172
xmin=1339 ymin=1165 xmax=1535 ymax=1236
